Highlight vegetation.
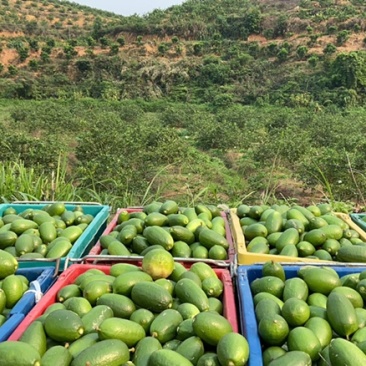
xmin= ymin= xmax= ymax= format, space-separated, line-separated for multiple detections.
xmin=0 ymin=0 xmax=366 ymax=211
xmin=0 ymin=99 xmax=365 ymax=212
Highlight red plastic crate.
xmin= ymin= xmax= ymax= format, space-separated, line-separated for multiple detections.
xmin=9 ymin=264 xmax=238 ymax=341
xmin=87 ymin=208 xmax=235 ymax=267
xmin=88 ymin=208 xmax=142 ymax=256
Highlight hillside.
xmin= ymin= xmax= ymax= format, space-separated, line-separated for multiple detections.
xmin=0 ymin=0 xmax=365 ymax=106
xmin=0 ymin=0 xmax=366 ymax=210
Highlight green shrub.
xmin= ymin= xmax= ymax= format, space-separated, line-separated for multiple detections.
xmin=336 ymin=30 xmax=350 ymax=46
xmin=323 ymin=43 xmax=337 ymax=55
xmin=277 ymin=48 xmax=289 ymax=62
xmin=117 ymin=36 xmax=125 ymax=46
xmin=296 ymin=45 xmax=308 ymax=60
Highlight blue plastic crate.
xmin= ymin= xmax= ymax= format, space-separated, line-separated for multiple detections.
xmin=0 ymin=266 xmax=56 ymax=342
xmin=0 ymin=314 xmax=24 ymax=343
xmin=236 ymin=264 xmax=366 ymax=366
xmin=0 ymin=203 xmax=110 ymax=271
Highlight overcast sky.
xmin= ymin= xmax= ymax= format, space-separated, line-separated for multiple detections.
xmin=71 ymin=0 xmax=186 ymax=16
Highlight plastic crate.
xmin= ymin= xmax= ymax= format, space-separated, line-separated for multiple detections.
xmin=236 ymin=264 xmax=366 ymax=366
xmin=0 ymin=266 xmax=56 ymax=342
xmin=88 ymin=207 xmax=143 ymax=256
xmin=86 ymin=208 xmax=235 ymax=268
xmin=350 ymin=213 xmax=366 ymax=240
xmin=9 ymin=263 xmax=239 ymax=340
xmin=0 ymin=203 xmax=110 ymax=271
xmin=228 ymin=209 xmax=364 ymax=265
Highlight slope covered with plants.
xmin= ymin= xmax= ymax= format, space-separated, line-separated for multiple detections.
xmin=1 ymin=0 xmax=366 ymax=106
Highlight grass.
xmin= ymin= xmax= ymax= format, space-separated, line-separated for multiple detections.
xmin=0 ymin=156 xmax=360 ymax=214
xmin=0 ymin=158 xmax=219 ymax=212
xmin=0 ymin=158 xmax=80 ymax=204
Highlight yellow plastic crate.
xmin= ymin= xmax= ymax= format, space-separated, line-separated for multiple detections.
xmin=228 ymin=209 xmax=366 ymax=265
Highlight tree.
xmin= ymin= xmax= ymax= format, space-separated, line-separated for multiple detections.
xmin=92 ymin=16 xmax=103 ymax=40
xmin=243 ymin=7 xmax=262 ymax=34
xmin=274 ymin=15 xmax=288 ymax=37
xmin=307 ymin=34 xmax=319 ymax=47
xmin=193 ymin=43 xmax=204 ymax=56
xmin=330 ymin=52 xmax=366 ymax=89
xmin=68 ymin=39 xmax=78 ymax=47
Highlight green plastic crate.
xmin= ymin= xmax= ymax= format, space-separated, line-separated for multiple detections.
xmin=350 ymin=213 xmax=366 ymax=236
xmin=0 ymin=202 xmax=110 ymax=271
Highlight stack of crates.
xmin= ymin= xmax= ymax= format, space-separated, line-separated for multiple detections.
xmin=4 ymin=202 xmax=242 ymax=366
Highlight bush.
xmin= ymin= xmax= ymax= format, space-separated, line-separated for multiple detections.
xmin=323 ymin=43 xmax=337 ymax=55
xmin=296 ymin=45 xmax=308 ymax=60
xmin=158 ymin=43 xmax=169 ymax=55
xmin=28 ymin=39 xmax=39 ymax=52
xmin=117 ymin=36 xmax=125 ymax=46
xmin=277 ymin=48 xmax=289 ymax=62
xmin=99 ymin=36 xmax=109 ymax=48
xmin=46 ymin=39 xmax=55 ymax=48
xmin=336 ymin=30 xmax=350 ymax=46
xmin=63 ymin=45 xmax=77 ymax=59
xmin=7 ymin=65 xmax=18 ymax=76
xmin=326 ymin=25 xmax=338 ymax=35
xmin=86 ymin=37 xmax=96 ymax=47
xmin=28 ymin=59 xmax=39 ymax=71
xmin=193 ymin=43 xmax=204 ymax=56
xmin=308 ymin=55 xmax=318 ymax=68
xmin=18 ymin=47 xmax=29 ymax=62
xmin=109 ymin=43 xmax=119 ymax=55
xmin=263 ymin=28 xmax=274 ymax=40
xmin=75 ymin=113 xmax=190 ymax=195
